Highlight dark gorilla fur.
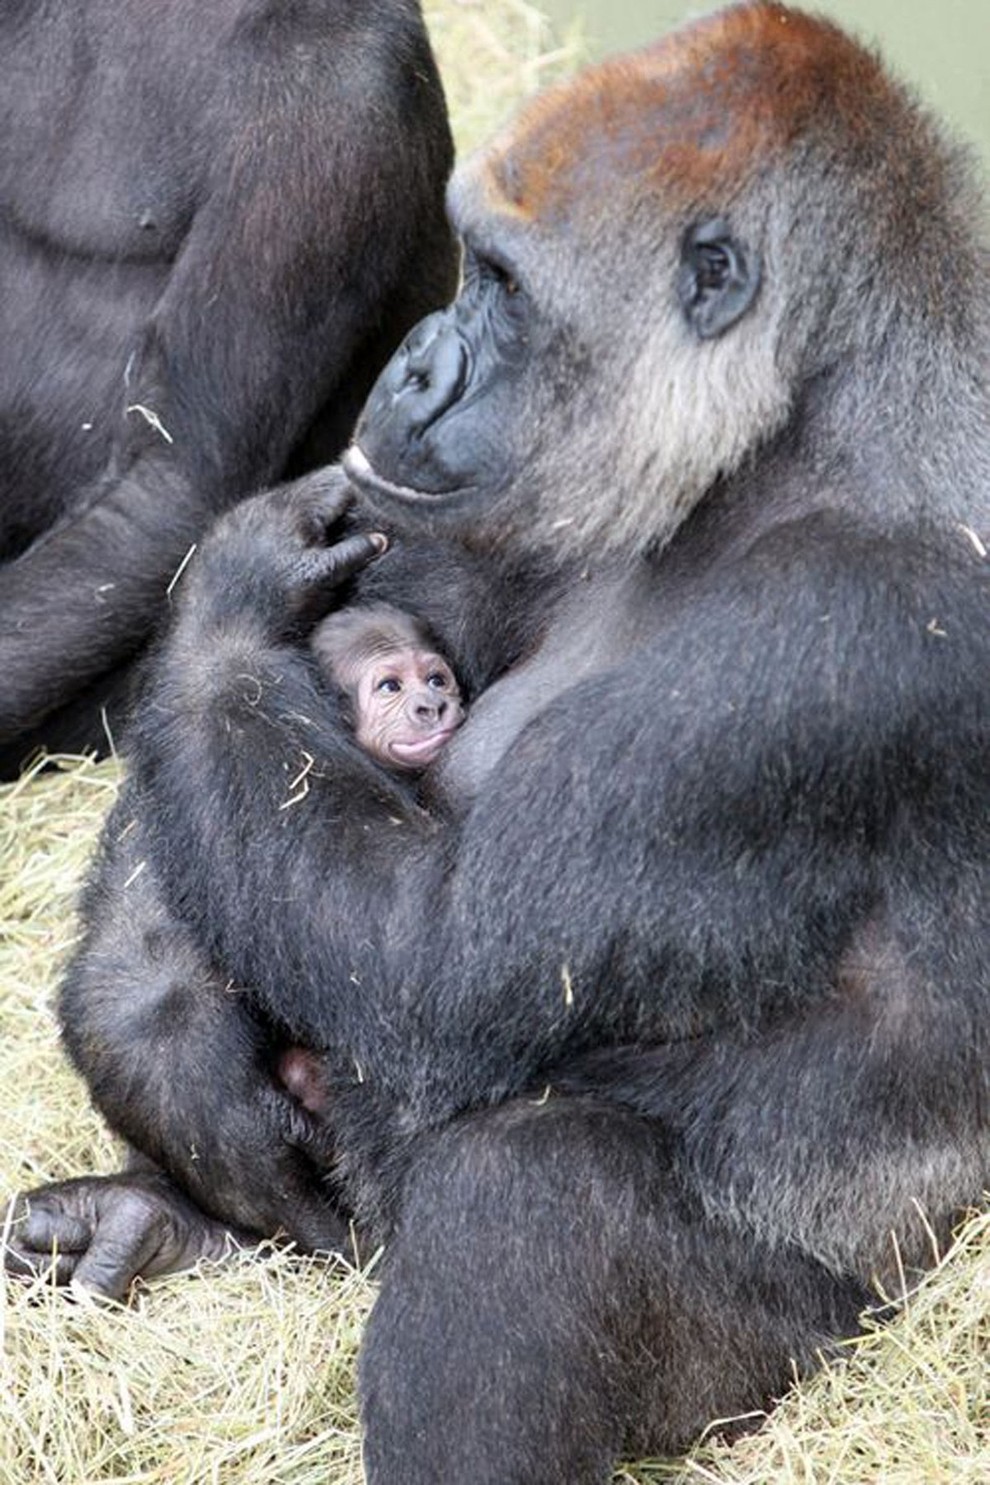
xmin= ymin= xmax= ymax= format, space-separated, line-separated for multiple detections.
xmin=7 ymin=5 xmax=990 ymax=1482
xmin=0 ymin=0 xmax=455 ymax=775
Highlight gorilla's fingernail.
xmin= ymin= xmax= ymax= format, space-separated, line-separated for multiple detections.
xmin=370 ymin=533 xmax=389 ymax=554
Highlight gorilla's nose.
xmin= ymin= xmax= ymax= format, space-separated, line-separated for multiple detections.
xmin=412 ymin=694 xmax=447 ymax=725
xmin=388 ymin=313 xmax=469 ymax=434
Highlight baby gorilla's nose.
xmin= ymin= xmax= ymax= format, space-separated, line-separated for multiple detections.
xmin=412 ymin=693 xmax=447 ymax=725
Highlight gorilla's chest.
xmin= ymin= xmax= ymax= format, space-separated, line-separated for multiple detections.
xmin=436 ymin=568 xmax=658 ymax=801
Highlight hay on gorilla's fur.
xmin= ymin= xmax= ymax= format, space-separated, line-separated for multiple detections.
xmin=1 ymin=4 xmax=988 ymax=1478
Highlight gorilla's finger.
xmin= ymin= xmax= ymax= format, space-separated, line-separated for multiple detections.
xmin=3 ymin=1244 xmax=79 ymax=1286
xmin=306 ymin=531 xmax=388 ymax=586
xmin=19 ymin=1204 xmax=93 ymax=1254
xmin=293 ymin=468 xmax=357 ymax=544
xmin=69 ymin=1204 xmax=164 ymax=1300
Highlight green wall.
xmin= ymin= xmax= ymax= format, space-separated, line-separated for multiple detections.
xmin=544 ymin=0 xmax=990 ymax=170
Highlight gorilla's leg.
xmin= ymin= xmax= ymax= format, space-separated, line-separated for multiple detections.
xmin=360 ymin=1097 xmax=868 ymax=1485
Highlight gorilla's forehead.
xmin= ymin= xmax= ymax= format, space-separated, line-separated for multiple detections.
xmin=468 ymin=1 xmax=891 ymax=224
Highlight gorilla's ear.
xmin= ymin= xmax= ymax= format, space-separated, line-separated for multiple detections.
xmin=678 ymin=219 xmax=761 ymax=339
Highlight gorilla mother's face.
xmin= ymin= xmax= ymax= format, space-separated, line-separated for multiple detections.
xmin=343 ymin=8 xmax=835 ymax=557
xmin=345 ymin=210 xmax=540 ymax=520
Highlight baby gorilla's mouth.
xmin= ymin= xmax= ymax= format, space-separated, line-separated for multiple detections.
xmin=389 ymin=727 xmax=458 ymax=768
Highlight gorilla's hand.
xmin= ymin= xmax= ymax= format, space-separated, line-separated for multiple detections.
xmin=177 ymin=466 xmax=388 ymax=642
xmin=2 ymin=1172 xmax=250 ymax=1301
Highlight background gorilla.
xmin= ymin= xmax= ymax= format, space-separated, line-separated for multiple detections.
xmin=0 ymin=0 xmax=455 ymax=775
xmin=7 ymin=4 xmax=990 ymax=1482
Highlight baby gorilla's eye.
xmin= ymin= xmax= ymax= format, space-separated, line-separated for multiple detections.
xmin=426 ymin=672 xmax=449 ymax=689
xmin=376 ymin=677 xmax=401 ymax=694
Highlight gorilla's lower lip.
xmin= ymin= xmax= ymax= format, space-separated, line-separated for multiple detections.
xmin=344 ymin=445 xmax=455 ymax=505
xmin=390 ymin=729 xmax=457 ymax=763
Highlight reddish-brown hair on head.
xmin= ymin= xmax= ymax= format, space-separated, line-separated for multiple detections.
xmin=481 ymin=2 xmax=900 ymax=221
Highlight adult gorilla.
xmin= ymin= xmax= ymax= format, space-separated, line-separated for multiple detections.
xmin=7 ymin=4 xmax=990 ymax=1482
xmin=0 ymin=0 xmax=454 ymax=774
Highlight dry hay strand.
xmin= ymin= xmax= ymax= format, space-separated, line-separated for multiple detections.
xmin=2 ymin=1244 xmax=375 ymax=1485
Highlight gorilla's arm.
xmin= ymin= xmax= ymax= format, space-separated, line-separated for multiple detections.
xmin=0 ymin=13 xmax=452 ymax=746
xmin=134 ymin=482 xmax=990 ymax=1133
xmin=56 ymin=786 xmax=355 ymax=1256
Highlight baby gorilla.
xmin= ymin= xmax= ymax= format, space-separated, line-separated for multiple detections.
xmin=276 ymin=604 xmax=466 ymax=1117
xmin=312 ymin=602 xmax=465 ymax=773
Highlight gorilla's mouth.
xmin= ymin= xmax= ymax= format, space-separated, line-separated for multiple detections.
xmin=344 ymin=445 xmax=457 ymax=507
xmin=389 ymin=728 xmax=458 ymax=768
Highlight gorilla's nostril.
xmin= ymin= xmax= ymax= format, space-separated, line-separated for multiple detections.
xmin=397 ymin=331 xmax=469 ymax=432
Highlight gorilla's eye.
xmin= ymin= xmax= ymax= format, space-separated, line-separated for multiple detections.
xmin=466 ymin=246 xmax=523 ymax=301
xmin=426 ymin=672 xmax=449 ymax=689
xmin=376 ymin=677 xmax=401 ymax=694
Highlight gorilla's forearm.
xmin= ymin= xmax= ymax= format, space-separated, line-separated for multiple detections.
xmin=0 ymin=460 xmax=201 ymax=742
xmin=59 ymin=788 xmax=354 ymax=1252
xmin=127 ymin=479 xmax=434 ymax=1088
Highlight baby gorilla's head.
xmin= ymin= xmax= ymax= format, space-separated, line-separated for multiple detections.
xmin=312 ymin=603 xmax=465 ymax=772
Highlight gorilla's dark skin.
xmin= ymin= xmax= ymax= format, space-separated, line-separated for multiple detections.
xmin=7 ymin=6 xmax=990 ymax=1483
xmin=0 ymin=0 xmax=455 ymax=774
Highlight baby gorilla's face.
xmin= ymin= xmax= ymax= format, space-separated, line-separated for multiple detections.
xmin=355 ymin=644 xmax=464 ymax=771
